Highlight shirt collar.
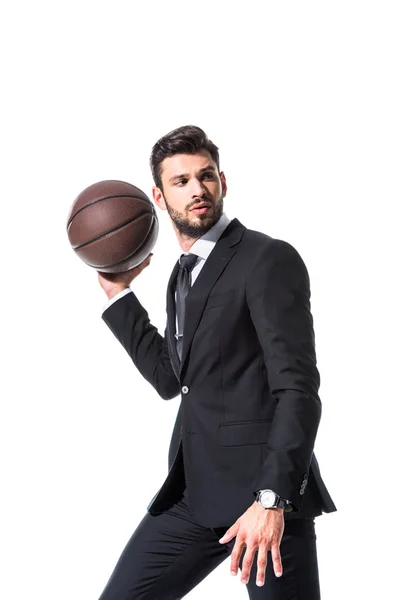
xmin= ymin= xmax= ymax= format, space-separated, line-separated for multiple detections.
xmin=181 ymin=212 xmax=231 ymax=261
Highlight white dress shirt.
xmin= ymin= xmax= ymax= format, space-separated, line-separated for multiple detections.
xmin=102 ymin=212 xmax=231 ymax=313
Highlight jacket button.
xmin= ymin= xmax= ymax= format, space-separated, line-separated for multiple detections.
xmin=182 ymin=386 xmax=189 ymax=394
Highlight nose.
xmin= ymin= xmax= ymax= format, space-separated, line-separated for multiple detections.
xmin=190 ymin=176 xmax=206 ymax=199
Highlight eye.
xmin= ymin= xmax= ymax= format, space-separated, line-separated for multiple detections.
xmin=202 ymin=172 xmax=214 ymax=180
xmin=176 ymin=179 xmax=187 ymax=186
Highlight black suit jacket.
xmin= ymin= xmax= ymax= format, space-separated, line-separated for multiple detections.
xmin=102 ymin=218 xmax=337 ymax=528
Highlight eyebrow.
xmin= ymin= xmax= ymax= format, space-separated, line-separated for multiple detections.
xmin=168 ymin=164 xmax=216 ymax=183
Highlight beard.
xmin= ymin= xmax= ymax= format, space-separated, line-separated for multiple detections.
xmin=164 ymin=194 xmax=224 ymax=238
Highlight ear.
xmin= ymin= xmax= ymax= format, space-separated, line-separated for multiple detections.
xmin=152 ymin=186 xmax=167 ymax=211
xmin=220 ymin=171 xmax=228 ymax=198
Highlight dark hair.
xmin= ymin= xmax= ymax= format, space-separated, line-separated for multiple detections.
xmin=150 ymin=125 xmax=220 ymax=190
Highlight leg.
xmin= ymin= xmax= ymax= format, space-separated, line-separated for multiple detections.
xmin=97 ymin=487 xmax=229 ymax=600
xmin=215 ymin=518 xmax=320 ymax=600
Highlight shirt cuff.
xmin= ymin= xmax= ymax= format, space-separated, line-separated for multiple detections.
xmin=102 ymin=288 xmax=132 ymax=314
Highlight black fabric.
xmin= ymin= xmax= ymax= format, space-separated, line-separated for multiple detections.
xmin=175 ymin=253 xmax=198 ymax=361
xmin=102 ymin=218 xmax=336 ymax=528
xmin=98 ymin=487 xmax=320 ymax=600
xmin=100 ymin=217 xmax=336 ymax=597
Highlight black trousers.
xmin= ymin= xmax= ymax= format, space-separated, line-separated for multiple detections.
xmin=98 ymin=486 xmax=321 ymax=600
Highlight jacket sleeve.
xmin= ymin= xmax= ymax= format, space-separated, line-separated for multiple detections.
xmin=102 ymin=291 xmax=180 ymax=401
xmin=245 ymin=239 xmax=322 ymax=511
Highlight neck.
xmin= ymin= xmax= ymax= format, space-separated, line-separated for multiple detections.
xmin=176 ymin=232 xmax=202 ymax=253
xmin=170 ymin=222 xmax=202 ymax=253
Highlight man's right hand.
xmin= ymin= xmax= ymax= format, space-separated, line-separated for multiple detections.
xmin=97 ymin=253 xmax=153 ymax=300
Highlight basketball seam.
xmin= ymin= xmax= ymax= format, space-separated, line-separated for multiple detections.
xmin=86 ymin=216 xmax=156 ymax=270
xmin=73 ymin=211 xmax=152 ymax=250
xmin=66 ymin=194 xmax=153 ymax=228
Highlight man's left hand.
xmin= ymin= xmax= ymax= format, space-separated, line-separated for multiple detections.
xmin=219 ymin=501 xmax=285 ymax=587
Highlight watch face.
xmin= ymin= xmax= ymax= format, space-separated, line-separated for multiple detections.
xmin=260 ymin=490 xmax=276 ymax=508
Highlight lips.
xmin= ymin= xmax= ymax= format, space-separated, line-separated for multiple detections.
xmin=191 ymin=202 xmax=211 ymax=210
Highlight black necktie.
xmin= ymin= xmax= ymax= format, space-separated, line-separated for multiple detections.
xmin=175 ymin=253 xmax=198 ymax=361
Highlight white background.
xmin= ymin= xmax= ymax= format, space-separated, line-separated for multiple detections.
xmin=1 ymin=1 xmax=399 ymax=598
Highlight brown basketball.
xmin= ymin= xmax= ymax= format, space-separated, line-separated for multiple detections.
xmin=66 ymin=180 xmax=158 ymax=273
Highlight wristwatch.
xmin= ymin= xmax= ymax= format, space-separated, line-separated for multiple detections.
xmin=255 ymin=489 xmax=292 ymax=511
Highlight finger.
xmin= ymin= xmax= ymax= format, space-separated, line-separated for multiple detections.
xmin=137 ymin=253 xmax=152 ymax=268
xmin=271 ymin=541 xmax=283 ymax=577
xmin=229 ymin=539 xmax=245 ymax=576
xmin=239 ymin=545 xmax=257 ymax=585
xmin=255 ymin=544 xmax=268 ymax=587
xmin=130 ymin=255 xmax=152 ymax=278
xmin=219 ymin=523 xmax=239 ymax=544
xmin=140 ymin=253 xmax=153 ymax=269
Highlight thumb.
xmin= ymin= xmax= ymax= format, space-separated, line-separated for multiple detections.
xmin=219 ymin=523 xmax=239 ymax=544
xmin=138 ymin=253 xmax=153 ymax=270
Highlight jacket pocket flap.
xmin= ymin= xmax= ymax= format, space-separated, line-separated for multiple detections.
xmin=218 ymin=419 xmax=272 ymax=446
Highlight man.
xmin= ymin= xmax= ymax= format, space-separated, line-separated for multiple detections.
xmin=97 ymin=125 xmax=336 ymax=599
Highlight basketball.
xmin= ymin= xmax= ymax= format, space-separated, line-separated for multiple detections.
xmin=66 ymin=180 xmax=158 ymax=273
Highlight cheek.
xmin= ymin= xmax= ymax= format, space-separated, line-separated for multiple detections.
xmin=165 ymin=190 xmax=188 ymax=212
xmin=209 ymin=181 xmax=222 ymax=196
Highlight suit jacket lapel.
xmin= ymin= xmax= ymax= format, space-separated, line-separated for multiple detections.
xmin=166 ymin=218 xmax=245 ymax=379
xmin=180 ymin=218 xmax=245 ymax=374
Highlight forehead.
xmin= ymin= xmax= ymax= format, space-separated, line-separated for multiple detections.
xmin=160 ymin=150 xmax=217 ymax=182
